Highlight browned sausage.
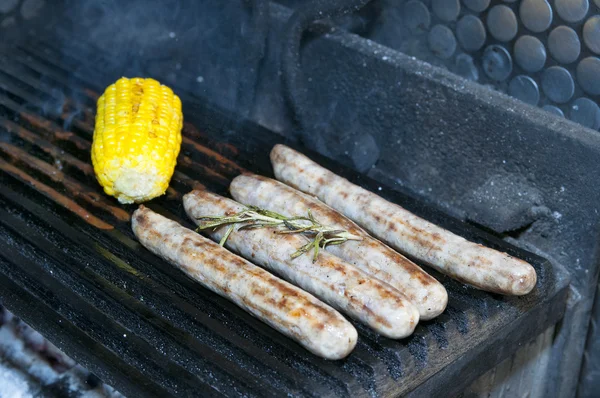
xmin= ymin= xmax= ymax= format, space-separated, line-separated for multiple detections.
xmin=183 ymin=190 xmax=420 ymax=338
xmin=270 ymin=144 xmax=537 ymax=295
xmin=230 ymin=173 xmax=448 ymax=320
xmin=132 ymin=205 xmax=357 ymax=359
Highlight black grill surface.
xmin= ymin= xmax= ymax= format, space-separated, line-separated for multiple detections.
xmin=0 ymin=39 xmax=569 ymax=397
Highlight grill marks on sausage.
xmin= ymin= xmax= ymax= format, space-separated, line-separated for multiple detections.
xmin=271 ymin=144 xmax=537 ymax=296
xmin=132 ymin=206 xmax=357 ymax=358
xmin=134 ymin=209 xmax=150 ymax=228
xmin=143 ymin=205 xmax=324 ymax=318
xmin=184 ymin=189 xmax=419 ymax=338
xmin=231 ymin=173 xmax=447 ymax=319
xmin=382 ymin=217 xmax=447 ymax=255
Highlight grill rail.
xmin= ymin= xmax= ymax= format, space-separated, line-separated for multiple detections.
xmin=0 ymin=40 xmax=569 ymax=397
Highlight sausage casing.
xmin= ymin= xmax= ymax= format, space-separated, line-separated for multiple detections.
xmin=132 ymin=205 xmax=357 ymax=359
xmin=270 ymin=144 xmax=537 ymax=295
xmin=230 ymin=173 xmax=448 ymax=320
xmin=183 ymin=191 xmax=419 ymax=339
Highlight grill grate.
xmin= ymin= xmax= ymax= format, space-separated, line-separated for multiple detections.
xmin=0 ymin=39 xmax=569 ymax=397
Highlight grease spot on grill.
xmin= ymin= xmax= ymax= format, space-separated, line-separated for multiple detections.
xmin=351 ymin=133 xmax=380 ymax=172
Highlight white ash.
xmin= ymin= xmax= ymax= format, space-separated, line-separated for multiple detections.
xmin=0 ymin=306 xmax=125 ymax=397
xmin=0 ymin=362 xmax=35 ymax=398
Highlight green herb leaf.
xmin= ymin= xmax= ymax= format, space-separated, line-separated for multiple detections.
xmin=195 ymin=206 xmax=361 ymax=261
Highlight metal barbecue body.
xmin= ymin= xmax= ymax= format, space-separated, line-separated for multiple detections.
xmin=1 ymin=0 xmax=598 ymax=397
xmin=0 ymin=41 xmax=569 ymax=398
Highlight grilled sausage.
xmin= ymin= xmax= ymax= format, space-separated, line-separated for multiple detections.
xmin=132 ymin=205 xmax=357 ymax=359
xmin=270 ymin=144 xmax=537 ymax=295
xmin=183 ymin=190 xmax=420 ymax=339
xmin=230 ymin=174 xmax=448 ymax=320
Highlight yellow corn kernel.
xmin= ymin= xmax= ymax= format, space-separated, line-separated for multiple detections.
xmin=92 ymin=77 xmax=183 ymax=204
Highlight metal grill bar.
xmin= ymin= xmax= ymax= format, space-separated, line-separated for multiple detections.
xmin=0 ymin=37 xmax=569 ymax=398
xmin=0 ymin=49 xmax=369 ymax=393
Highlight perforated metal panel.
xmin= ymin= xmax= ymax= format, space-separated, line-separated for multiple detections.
xmin=0 ymin=33 xmax=569 ymax=398
xmin=369 ymin=0 xmax=600 ymax=131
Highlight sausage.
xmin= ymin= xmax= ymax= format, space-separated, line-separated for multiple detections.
xmin=270 ymin=144 xmax=537 ymax=296
xmin=183 ymin=190 xmax=420 ymax=339
xmin=230 ymin=174 xmax=448 ymax=320
xmin=131 ymin=205 xmax=357 ymax=360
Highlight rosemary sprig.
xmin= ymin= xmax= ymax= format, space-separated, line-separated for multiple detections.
xmin=195 ymin=205 xmax=362 ymax=262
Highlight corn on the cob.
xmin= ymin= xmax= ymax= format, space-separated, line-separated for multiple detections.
xmin=92 ymin=77 xmax=183 ymax=204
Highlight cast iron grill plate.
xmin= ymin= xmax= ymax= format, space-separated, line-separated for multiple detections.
xmin=0 ymin=39 xmax=569 ymax=397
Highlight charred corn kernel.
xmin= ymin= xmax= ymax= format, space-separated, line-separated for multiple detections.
xmin=92 ymin=77 xmax=183 ymax=204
